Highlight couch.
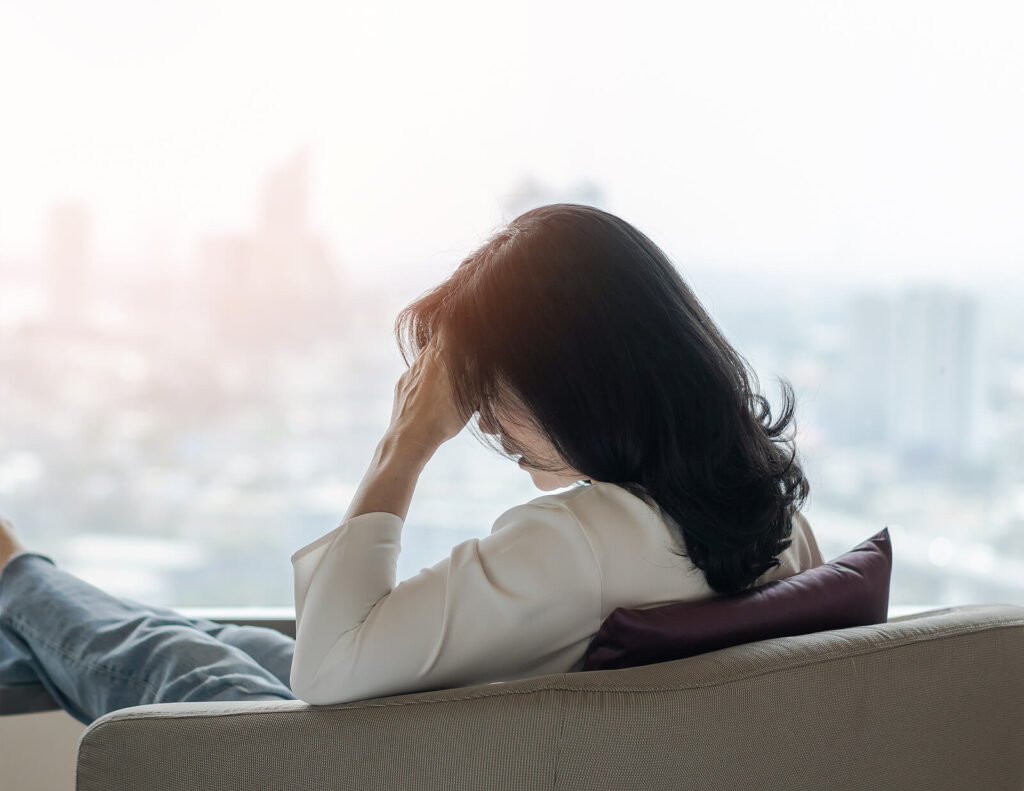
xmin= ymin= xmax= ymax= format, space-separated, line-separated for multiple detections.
xmin=3 ymin=604 xmax=1022 ymax=790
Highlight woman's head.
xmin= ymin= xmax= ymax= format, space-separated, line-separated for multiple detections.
xmin=395 ymin=203 xmax=809 ymax=595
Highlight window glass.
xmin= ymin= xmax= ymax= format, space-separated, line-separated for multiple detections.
xmin=1 ymin=1 xmax=1021 ymax=608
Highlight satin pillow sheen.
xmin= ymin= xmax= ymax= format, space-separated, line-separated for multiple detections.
xmin=581 ymin=527 xmax=892 ymax=671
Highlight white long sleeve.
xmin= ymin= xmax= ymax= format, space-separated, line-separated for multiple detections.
xmin=289 ymin=499 xmax=604 ymax=705
xmin=289 ymin=480 xmax=824 ymax=706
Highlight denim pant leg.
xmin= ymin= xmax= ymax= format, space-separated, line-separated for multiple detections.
xmin=130 ymin=606 xmax=295 ymax=690
xmin=0 ymin=553 xmax=297 ymax=726
xmin=0 ymin=578 xmax=298 ymax=690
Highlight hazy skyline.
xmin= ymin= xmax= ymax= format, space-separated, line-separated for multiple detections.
xmin=2 ymin=1 xmax=1024 ymax=289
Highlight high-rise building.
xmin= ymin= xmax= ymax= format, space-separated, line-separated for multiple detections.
xmin=46 ymin=202 xmax=92 ymax=325
xmin=202 ymin=150 xmax=345 ymax=348
xmin=499 ymin=176 xmax=607 ymax=221
xmin=843 ymin=287 xmax=984 ymax=473
xmin=260 ymin=149 xmax=311 ymax=242
xmin=841 ymin=294 xmax=895 ymax=445
xmin=887 ymin=288 xmax=983 ymax=469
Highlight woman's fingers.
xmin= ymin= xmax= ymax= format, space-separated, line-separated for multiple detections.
xmin=385 ymin=330 xmax=466 ymax=455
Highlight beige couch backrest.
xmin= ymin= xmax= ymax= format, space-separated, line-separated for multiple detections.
xmin=77 ymin=604 xmax=1024 ymax=791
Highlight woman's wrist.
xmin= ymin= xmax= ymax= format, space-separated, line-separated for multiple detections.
xmin=377 ymin=426 xmax=442 ymax=469
xmin=340 ymin=431 xmax=434 ymax=523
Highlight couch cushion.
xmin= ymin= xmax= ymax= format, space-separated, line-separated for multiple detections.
xmin=582 ymin=527 xmax=892 ymax=671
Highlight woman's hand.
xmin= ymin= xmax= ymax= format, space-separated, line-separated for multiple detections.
xmin=384 ymin=334 xmax=467 ymax=462
xmin=339 ymin=334 xmax=466 ymax=524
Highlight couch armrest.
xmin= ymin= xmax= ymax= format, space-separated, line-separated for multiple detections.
xmin=0 ymin=613 xmax=295 ymax=716
xmin=77 ymin=682 xmax=566 ymax=791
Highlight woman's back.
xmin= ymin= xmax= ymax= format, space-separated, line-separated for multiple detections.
xmin=548 ymin=480 xmax=822 ymax=612
xmin=516 ymin=481 xmax=823 ymax=672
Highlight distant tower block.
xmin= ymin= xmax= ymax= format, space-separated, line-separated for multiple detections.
xmin=204 ymin=149 xmax=345 ymax=349
xmin=260 ymin=149 xmax=311 ymax=242
xmin=888 ymin=288 xmax=982 ymax=468
xmin=844 ymin=294 xmax=895 ymax=444
xmin=499 ymin=176 xmax=608 ymax=221
xmin=46 ymin=202 xmax=92 ymax=325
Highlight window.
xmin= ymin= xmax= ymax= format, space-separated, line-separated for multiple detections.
xmin=1 ymin=1 xmax=1021 ymax=608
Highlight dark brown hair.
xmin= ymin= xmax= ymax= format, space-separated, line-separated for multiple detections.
xmin=395 ymin=203 xmax=809 ymax=595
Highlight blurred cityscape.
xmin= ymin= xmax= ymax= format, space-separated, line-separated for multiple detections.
xmin=1 ymin=152 xmax=1022 ymax=609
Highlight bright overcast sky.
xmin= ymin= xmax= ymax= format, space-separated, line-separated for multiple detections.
xmin=2 ymin=0 xmax=1023 ymax=287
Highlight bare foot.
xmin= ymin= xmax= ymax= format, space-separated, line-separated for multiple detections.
xmin=0 ymin=514 xmax=28 ymax=572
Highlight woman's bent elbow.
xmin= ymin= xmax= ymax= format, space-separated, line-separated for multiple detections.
xmin=289 ymin=662 xmax=329 ymax=704
xmin=290 ymin=674 xmax=338 ymax=705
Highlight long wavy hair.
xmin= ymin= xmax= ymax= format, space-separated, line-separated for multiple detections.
xmin=394 ymin=203 xmax=809 ymax=595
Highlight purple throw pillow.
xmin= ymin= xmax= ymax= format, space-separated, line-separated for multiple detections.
xmin=581 ymin=528 xmax=892 ymax=671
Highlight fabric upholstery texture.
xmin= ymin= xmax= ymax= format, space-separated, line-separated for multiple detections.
xmin=583 ymin=528 xmax=892 ymax=671
xmin=75 ymin=603 xmax=1024 ymax=791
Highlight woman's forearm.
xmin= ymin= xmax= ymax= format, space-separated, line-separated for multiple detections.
xmin=342 ymin=432 xmax=436 ymax=523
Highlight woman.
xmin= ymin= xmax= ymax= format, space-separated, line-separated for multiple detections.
xmin=0 ymin=203 xmax=822 ymax=724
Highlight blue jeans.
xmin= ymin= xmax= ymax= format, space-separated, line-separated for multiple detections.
xmin=0 ymin=552 xmax=298 ymax=726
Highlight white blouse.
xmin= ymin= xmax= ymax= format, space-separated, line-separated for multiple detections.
xmin=289 ymin=480 xmax=824 ymax=705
